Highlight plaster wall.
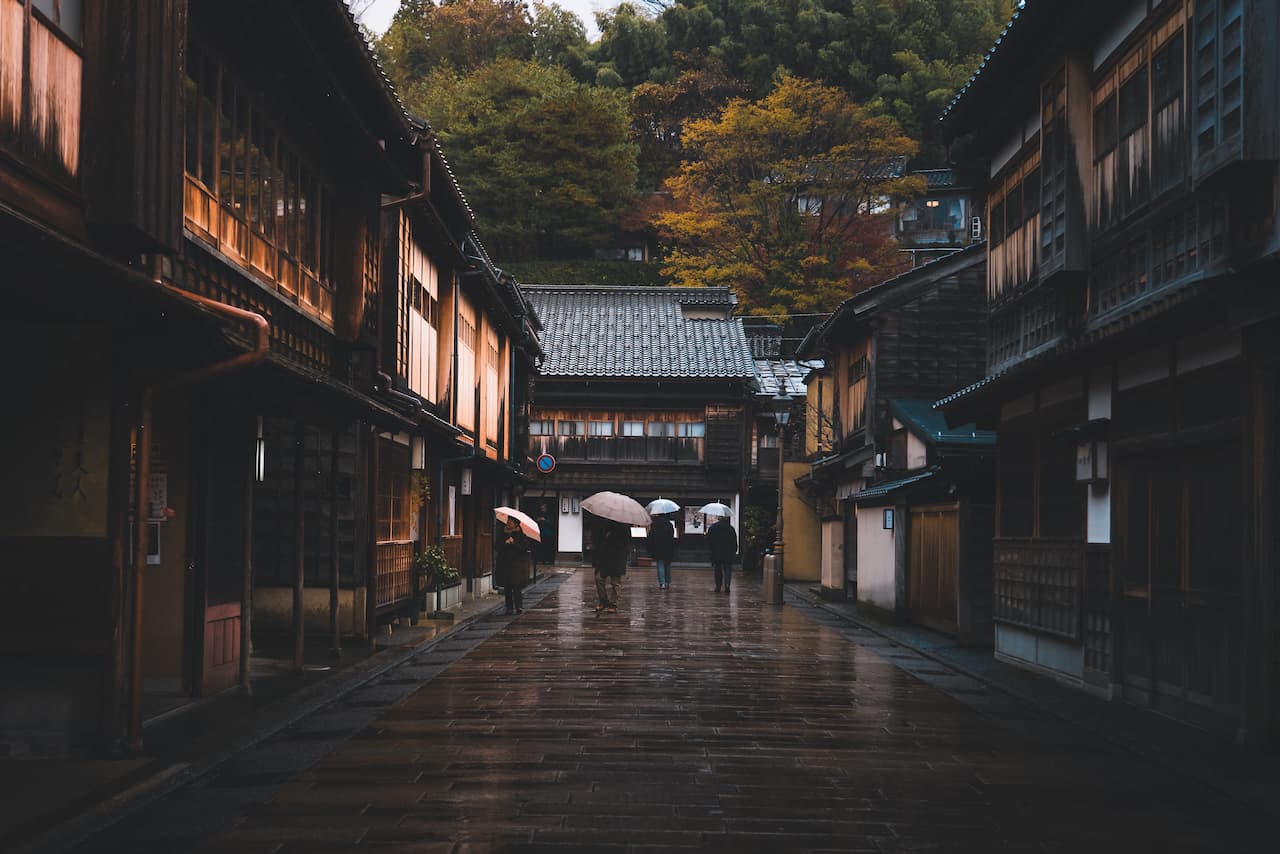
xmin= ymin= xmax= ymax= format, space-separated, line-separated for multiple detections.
xmin=782 ymin=461 xmax=820 ymax=581
xmin=820 ymin=519 xmax=844 ymax=591
xmin=559 ymin=496 xmax=583 ymax=553
xmin=856 ymin=508 xmax=897 ymax=611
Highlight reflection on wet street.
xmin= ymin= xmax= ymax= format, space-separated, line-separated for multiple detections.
xmin=86 ymin=569 xmax=1272 ymax=852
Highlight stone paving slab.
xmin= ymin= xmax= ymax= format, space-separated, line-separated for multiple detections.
xmin=70 ymin=568 xmax=1273 ymax=853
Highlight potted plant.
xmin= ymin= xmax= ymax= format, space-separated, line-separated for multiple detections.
xmin=413 ymin=545 xmax=449 ymax=610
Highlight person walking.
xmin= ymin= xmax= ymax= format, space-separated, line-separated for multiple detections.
xmin=495 ymin=516 xmax=534 ymax=615
xmin=707 ymin=514 xmax=738 ymax=594
xmin=647 ymin=513 xmax=676 ymax=589
xmin=589 ymin=516 xmax=630 ymax=613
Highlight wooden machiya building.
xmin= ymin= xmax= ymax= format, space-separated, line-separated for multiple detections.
xmin=937 ymin=0 xmax=1280 ymax=742
xmin=796 ymin=245 xmax=993 ymax=637
xmin=520 ymin=286 xmax=757 ymax=563
xmin=379 ymin=118 xmax=542 ymax=605
xmin=0 ymin=0 xmax=533 ymax=756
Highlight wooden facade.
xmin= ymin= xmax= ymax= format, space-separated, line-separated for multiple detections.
xmin=521 ymin=287 xmax=756 ymax=563
xmin=939 ymin=0 xmax=1280 ymax=743
xmin=0 ymin=0 xmax=534 ymax=757
xmin=798 ymin=244 xmax=992 ymax=619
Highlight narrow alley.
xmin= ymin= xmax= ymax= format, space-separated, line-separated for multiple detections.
xmin=71 ymin=570 xmax=1273 ymax=853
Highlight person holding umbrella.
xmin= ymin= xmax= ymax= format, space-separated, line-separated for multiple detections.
xmin=581 ymin=491 xmax=649 ymax=613
xmin=706 ymin=513 xmax=738 ymax=594
xmin=645 ymin=498 xmax=679 ymax=590
xmin=494 ymin=507 xmax=539 ymax=615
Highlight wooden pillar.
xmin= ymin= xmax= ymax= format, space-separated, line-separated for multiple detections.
xmin=293 ymin=421 xmax=306 ymax=672
xmin=366 ymin=429 xmax=380 ymax=652
xmin=240 ymin=418 xmax=255 ymax=696
xmin=330 ymin=427 xmax=342 ymax=659
xmin=127 ymin=392 xmax=153 ymax=753
xmin=101 ymin=355 xmax=134 ymax=754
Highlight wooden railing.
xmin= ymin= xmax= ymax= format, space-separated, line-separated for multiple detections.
xmin=183 ymin=176 xmax=333 ymax=324
xmin=374 ymin=541 xmax=413 ymax=609
xmin=993 ymin=537 xmax=1083 ymax=640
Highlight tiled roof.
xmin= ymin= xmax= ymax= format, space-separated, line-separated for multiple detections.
xmin=850 ymin=469 xmax=939 ymax=503
xmin=889 ymin=399 xmax=994 ymax=448
xmin=940 ymin=0 xmax=1032 ymax=126
xmin=522 ymin=286 xmax=756 ymax=380
xmin=754 ymin=359 xmax=819 ymax=397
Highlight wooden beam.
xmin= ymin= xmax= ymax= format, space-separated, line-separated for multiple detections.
xmin=330 ymin=426 xmax=342 ymax=659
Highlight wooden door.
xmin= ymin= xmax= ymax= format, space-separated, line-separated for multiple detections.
xmin=842 ymin=503 xmax=857 ymax=597
xmin=1116 ymin=442 xmax=1243 ymax=733
xmin=198 ymin=402 xmax=250 ymax=696
xmin=908 ymin=504 xmax=959 ymax=633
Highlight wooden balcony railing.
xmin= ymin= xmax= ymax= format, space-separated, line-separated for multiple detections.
xmin=992 ymin=537 xmax=1083 ymax=640
xmin=374 ymin=541 xmax=413 ymax=609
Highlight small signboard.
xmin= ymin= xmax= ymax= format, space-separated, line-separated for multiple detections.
xmin=536 ymin=453 xmax=556 ymax=474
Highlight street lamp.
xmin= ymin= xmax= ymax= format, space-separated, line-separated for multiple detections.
xmin=770 ymin=390 xmax=792 ymax=592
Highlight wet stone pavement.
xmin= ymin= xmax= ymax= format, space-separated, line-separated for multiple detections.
xmin=77 ymin=569 xmax=1272 ymax=853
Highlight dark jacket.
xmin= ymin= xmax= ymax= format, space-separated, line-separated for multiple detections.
xmin=494 ymin=526 xmax=534 ymax=587
xmin=646 ymin=517 xmax=676 ymax=561
xmin=590 ymin=520 xmax=631 ymax=577
xmin=706 ymin=518 xmax=738 ymax=564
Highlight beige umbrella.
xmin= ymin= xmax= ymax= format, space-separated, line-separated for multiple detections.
xmin=494 ymin=506 xmax=541 ymax=542
xmin=581 ymin=491 xmax=652 ymax=527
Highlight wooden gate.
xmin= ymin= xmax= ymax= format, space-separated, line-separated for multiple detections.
xmin=908 ymin=504 xmax=959 ymax=633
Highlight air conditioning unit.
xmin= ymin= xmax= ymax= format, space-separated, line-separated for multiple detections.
xmin=970 ymin=216 xmax=983 ymax=242
xmin=874 ymin=451 xmax=888 ymax=469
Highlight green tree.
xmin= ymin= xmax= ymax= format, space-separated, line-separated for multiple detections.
xmin=378 ymin=0 xmax=534 ymax=83
xmin=407 ymin=59 xmax=639 ymax=261
xmin=654 ymin=77 xmax=921 ymax=317
xmin=531 ymin=2 xmax=594 ymax=80
xmin=591 ymin=3 xmax=672 ymax=88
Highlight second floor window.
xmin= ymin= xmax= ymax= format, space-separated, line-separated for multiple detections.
xmin=1 ymin=0 xmax=83 ymax=181
xmin=646 ymin=421 xmax=676 ymax=461
xmin=558 ymin=420 xmax=586 ymax=459
xmin=528 ymin=419 xmax=553 ymax=457
xmin=184 ymin=44 xmax=336 ymax=319
xmin=677 ymin=422 xmax=705 ymax=461
xmin=846 ymin=356 xmax=868 ymax=434
xmin=618 ymin=421 xmax=645 ymax=460
xmin=587 ymin=421 xmax=614 ymax=460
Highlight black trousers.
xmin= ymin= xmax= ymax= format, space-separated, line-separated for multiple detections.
xmin=713 ymin=562 xmax=733 ymax=591
xmin=504 ymin=582 xmax=525 ymax=611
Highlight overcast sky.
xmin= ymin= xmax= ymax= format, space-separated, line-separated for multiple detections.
xmin=355 ymin=0 xmax=613 ymax=42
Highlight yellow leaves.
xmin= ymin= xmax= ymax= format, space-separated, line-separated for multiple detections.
xmin=653 ymin=75 xmax=919 ymax=316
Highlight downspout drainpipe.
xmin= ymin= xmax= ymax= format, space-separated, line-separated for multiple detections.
xmin=128 ymin=276 xmax=270 ymax=753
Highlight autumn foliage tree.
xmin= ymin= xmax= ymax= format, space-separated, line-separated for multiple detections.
xmin=654 ymin=77 xmax=922 ymax=317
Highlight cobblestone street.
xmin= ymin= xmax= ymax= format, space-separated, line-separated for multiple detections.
xmin=77 ymin=569 xmax=1273 ymax=853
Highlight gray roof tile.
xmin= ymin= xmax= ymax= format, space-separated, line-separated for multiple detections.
xmin=522 ymin=286 xmax=757 ymax=380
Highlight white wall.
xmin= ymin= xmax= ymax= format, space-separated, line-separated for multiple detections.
xmin=1087 ymin=368 xmax=1112 ymax=545
xmin=856 ymin=508 xmax=897 ymax=611
xmin=906 ymin=431 xmax=928 ymax=470
xmin=559 ymin=496 xmax=582 ymax=553
xmin=820 ymin=519 xmax=843 ymax=590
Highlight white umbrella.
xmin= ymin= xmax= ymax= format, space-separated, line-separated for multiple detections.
xmin=697 ymin=502 xmax=733 ymax=518
xmin=581 ymin=491 xmax=652 ymax=527
xmin=645 ymin=497 xmax=680 ymax=515
xmin=494 ymin=506 xmax=541 ymax=542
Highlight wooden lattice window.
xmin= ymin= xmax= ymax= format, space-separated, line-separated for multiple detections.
xmin=0 ymin=0 xmax=83 ymax=181
xmin=184 ymin=42 xmax=336 ymax=321
xmin=1193 ymin=0 xmax=1244 ymax=158
xmin=1040 ymin=69 xmax=1069 ymax=264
